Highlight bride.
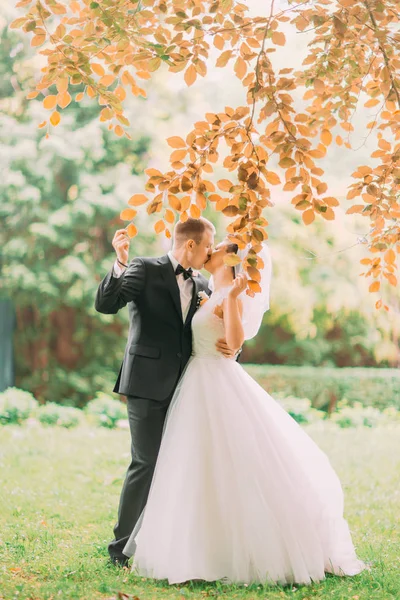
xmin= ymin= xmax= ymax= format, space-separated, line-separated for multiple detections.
xmin=123 ymin=239 xmax=366 ymax=586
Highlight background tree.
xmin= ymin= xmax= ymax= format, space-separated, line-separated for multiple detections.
xmin=0 ymin=23 xmax=155 ymax=404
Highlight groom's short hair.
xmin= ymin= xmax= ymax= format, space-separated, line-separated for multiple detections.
xmin=173 ymin=217 xmax=216 ymax=247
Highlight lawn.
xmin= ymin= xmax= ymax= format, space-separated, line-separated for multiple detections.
xmin=0 ymin=422 xmax=399 ymax=600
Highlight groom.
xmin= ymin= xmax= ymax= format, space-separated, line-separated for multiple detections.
xmin=95 ymin=217 xmax=235 ymax=567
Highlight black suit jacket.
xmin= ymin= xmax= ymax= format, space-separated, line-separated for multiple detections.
xmin=95 ymin=255 xmax=210 ymax=401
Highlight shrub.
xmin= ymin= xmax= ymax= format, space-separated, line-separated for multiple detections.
xmin=0 ymin=387 xmax=38 ymax=425
xmin=244 ymin=365 xmax=400 ymax=412
xmin=85 ymin=393 xmax=127 ymax=428
xmin=277 ymin=396 xmax=325 ymax=425
xmin=37 ymin=403 xmax=82 ymax=428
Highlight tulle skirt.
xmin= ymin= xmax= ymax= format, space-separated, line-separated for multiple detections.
xmin=123 ymin=356 xmax=366 ymax=585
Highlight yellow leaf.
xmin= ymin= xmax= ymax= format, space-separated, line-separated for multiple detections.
xmin=99 ymin=75 xmax=115 ymax=87
xmin=190 ymin=204 xmax=201 ymax=219
xmin=340 ymin=121 xmax=354 ymax=132
xmin=302 ymin=209 xmax=315 ymax=225
xmin=145 ymin=168 xmax=163 ymax=177
xmin=321 ymin=129 xmax=332 ymax=146
xmin=115 ymin=125 xmax=124 ymax=137
xmin=115 ymin=86 xmax=126 ymax=101
xmin=346 ymin=205 xmax=363 ymax=214
xmin=167 ymin=136 xmax=186 ymax=148
xmin=169 ymin=195 xmax=182 ymax=211
xmin=271 ymin=31 xmax=286 ymax=46
xmin=266 ymin=171 xmax=281 ymax=185
xmin=91 ymin=63 xmax=105 ymax=77
xmin=180 ymin=211 xmax=189 ymax=223
xmin=224 ymin=254 xmax=242 ymax=267
xmin=126 ymin=223 xmax=137 ymax=238
xmin=375 ymin=299 xmax=382 ymax=309
xmin=75 ymin=92 xmax=84 ymax=102
xmin=369 ymin=281 xmax=380 ymax=293
xmin=217 ymin=179 xmax=233 ymax=192
xmin=386 ymin=273 xmax=397 ymax=286
xmin=31 ymin=34 xmax=46 ymax=47
xmin=120 ymin=208 xmax=137 ymax=221
xmin=56 ymin=78 xmax=68 ymax=94
xmin=43 ymin=95 xmax=58 ymax=110
xmin=365 ymin=98 xmax=380 ymax=108
xmin=385 ymin=249 xmax=395 ymax=264
xmin=184 ymin=64 xmax=197 ymax=87
xmin=248 ymin=280 xmax=261 ymax=293
xmin=38 ymin=121 xmax=47 ymax=129
xmin=57 ymin=92 xmax=71 ymax=109
xmin=50 ymin=111 xmax=61 ymax=126
xmin=247 ymin=266 xmax=261 ymax=282
xmin=323 ymin=196 xmax=339 ymax=207
xmin=216 ymin=50 xmax=232 ymax=67
xmin=26 ymin=91 xmax=39 ymax=99
xmin=234 ymin=56 xmax=247 ymax=79
xmin=128 ymin=194 xmax=148 ymax=206
xmin=165 ymin=209 xmax=175 ymax=224
xmin=154 ymin=220 xmax=165 ymax=234
xmin=10 ymin=17 xmax=27 ymax=29
xmin=213 ymin=35 xmax=224 ymax=50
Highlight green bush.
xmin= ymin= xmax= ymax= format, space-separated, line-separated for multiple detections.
xmin=36 ymin=403 xmax=82 ymax=428
xmin=0 ymin=387 xmax=38 ymax=425
xmin=277 ymin=396 xmax=325 ymax=425
xmin=244 ymin=365 xmax=400 ymax=411
xmin=85 ymin=393 xmax=127 ymax=429
xmin=276 ymin=395 xmax=400 ymax=428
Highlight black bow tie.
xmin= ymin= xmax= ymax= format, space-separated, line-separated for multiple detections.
xmin=175 ymin=264 xmax=193 ymax=280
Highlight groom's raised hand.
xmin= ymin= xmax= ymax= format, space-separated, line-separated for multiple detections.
xmin=112 ymin=229 xmax=130 ymax=266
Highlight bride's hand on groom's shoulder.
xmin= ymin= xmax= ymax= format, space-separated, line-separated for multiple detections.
xmin=112 ymin=229 xmax=130 ymax=266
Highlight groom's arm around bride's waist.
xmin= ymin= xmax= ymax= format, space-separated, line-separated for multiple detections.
xmin=95 ymin=258 xmax=146 ymax=314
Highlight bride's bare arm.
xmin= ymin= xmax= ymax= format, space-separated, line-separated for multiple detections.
xmin=223 ymin=274 xmax=247 ymax=352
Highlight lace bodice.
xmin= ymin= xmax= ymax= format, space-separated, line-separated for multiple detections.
xmin=191 ymin=288 xmax=230 ymax=358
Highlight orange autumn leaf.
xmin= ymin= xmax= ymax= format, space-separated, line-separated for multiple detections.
xmin=50 ymin=111 xmax=61 ymax=126
xmin=126 ymin=223 xmax=138 ymax=238
xmin=57 ymin=92 xmax=71 ymax=109
xmin=43 ymin=95 xmax=58 ymax=110
xmin=128 ymin=194 xmax=148 ymax=206
xmin=302 ymin=209 xmax=315 ymax=225
xmin=91 ymin=63 xmax=105 ymax=77
xmin=99 ymin=74 xmax=115 ymax=87
xmin=184 ymin=64 xmax=197 ymax=86
xmin=167 ymin=136 xmax=186 ymax=148
xmin=165 ymin=209 xmax=175 ymax=224
xmin=154 ymin=220 xmax=165 ymax=234
xmin=120 ymin=208 xmax=137 ymax=220
xmin=190 ymin=204 xmax=201 ymax=219
xmin=369 ymin=281 xmax=380 ymax=293
xmin=384 ymin=249 xmax=395 ymax=264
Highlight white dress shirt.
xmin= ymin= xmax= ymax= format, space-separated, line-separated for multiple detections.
xmin=113 ymin=252 xmax=194 ymax=322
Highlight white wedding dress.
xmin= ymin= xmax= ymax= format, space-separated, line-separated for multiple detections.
xmin=123 ymin=287 xmax=366 ymax=585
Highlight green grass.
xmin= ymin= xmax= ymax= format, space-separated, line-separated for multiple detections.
xmin=0 ymin=423 xmax=399 ymax=600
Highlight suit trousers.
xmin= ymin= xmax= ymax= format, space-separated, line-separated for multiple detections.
xmin=108 ymin=391 xmax=175 ymax=559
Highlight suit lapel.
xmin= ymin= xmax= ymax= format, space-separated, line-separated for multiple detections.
xmin=185 ymin=276 xmax=200 ymax=327
xmin=158 ymin=255 xmax=182 ymax=321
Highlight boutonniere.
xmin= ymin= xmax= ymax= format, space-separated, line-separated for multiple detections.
xmin=192 ymin=270 xmax=199 ymax=277
xmin=196 ymin=290 xmax=209 ymax=310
